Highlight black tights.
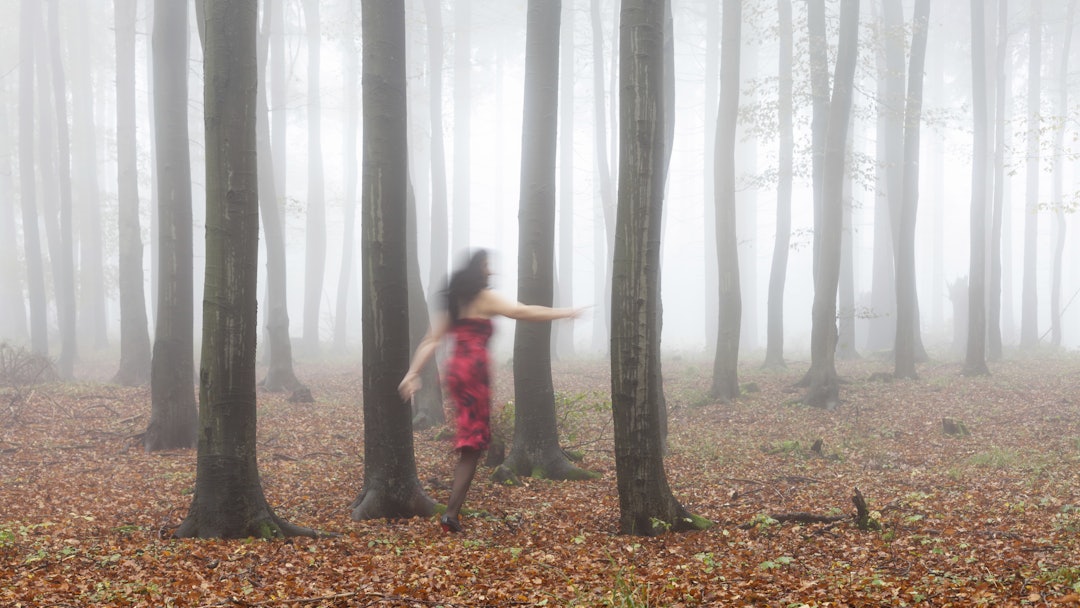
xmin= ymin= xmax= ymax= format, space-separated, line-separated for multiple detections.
xmin=445 ymin=448 xmax=481 ymax=520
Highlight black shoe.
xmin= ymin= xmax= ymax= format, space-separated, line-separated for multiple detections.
xmin=439 ymin=514 xmax=462 ymax=533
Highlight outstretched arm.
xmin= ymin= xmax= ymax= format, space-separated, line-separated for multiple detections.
xmin=398 ymin=313 xmax=449 ymax=401
xmin=478 ymin=289 xmax=585 ymax=322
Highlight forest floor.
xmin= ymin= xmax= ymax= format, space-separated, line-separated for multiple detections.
xmin=2 ymin=350 xmax=1080 ymax=607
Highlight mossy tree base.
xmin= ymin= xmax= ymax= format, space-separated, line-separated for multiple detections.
xmin=350 ymin=484 xmax=436 ymax=521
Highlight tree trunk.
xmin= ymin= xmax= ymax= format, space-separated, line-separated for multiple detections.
xmin=256 ymin=3 xmax=303 ymax=393
xmin=71 ymin=0 xmax=107 ymax=352
xmin=302 ymin=0 xmax=327 ymax=357
xmin=894 ymin=0 xmax=931 ymax=379
xmin=1050 ymin=0 xmax=1076 ymax=349
xmin=406 ymin=180 xmax=445 ymax=430
xmin=502 ymin=0 xmax=595 ymax=483
xmin=963 ymin=0 xmax=990 ymax=377
xmin=1019 ymin=0 xmax=1041 ymax=349
xmin=351 ymin=0 xmax=435 ymax=521
xmin=837 ymin=134 xmax=859 ymax=361
xmin=989 ymin=0 xmax=1009 ymax=360
xmin=710 ymin=0 xmax=741 ymax=402
xmin=19 ymin=0 xmax=48 ymax=356
xmin=178 ymin=0 xmax=314 ymax=539
xmin=334 ymin=0 xmax=360 ymax=353
xmin=611 ymin=0 xmax=709 ymax=537
xmin=0 ymin=97 xmax=26 ymax=343
xmin=590 ymin=0 xmax=615 ymax=352
xmin=807 ymin=0 xmax=830 ymax=279
xmin=113 ymin=0 xmax=152 ymax=386
xmin=424 ymin=0 xmax=450 ymax=309
xmin=146 ymin=0 xmax=197 ymax=451
xmin=763 ymin=0 xmax=793 ymax=369
xmin=703 ymin=0 xmax=720 ymax=357
xmin=804 ymin=0 xmax=859 ymax=409
xmin=269 ymin=0 xmax=286 ymax=219
xmin=45 ymin=0 xmax=78 ymax=379
xmin=452 ymin=0 xmax=471 ymax=256
xmin=554 ymin=0 xmax=576 ymax=360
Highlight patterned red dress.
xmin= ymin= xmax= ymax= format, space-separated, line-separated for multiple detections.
xmin=445 ymin=317 xmax=494 ymax=451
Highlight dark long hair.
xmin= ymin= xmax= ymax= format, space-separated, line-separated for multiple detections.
xmin=444 ymin=250 xmax=489 ymax=322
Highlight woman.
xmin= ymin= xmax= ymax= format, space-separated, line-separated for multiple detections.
xmin=398 ymin=250 xmax=581 ymax=533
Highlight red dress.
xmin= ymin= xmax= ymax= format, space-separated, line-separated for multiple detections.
xmin=445 ymin=317 xmax=494 ymax=451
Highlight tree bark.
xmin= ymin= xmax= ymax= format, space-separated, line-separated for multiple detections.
xmin=764 ymin=0 xmax=793 ymax=369
xmin=590 ymin=0 xmax=615 ymax=352
xmin=19 ymin=0 xmax=48 ymax=356
xmin=503 ymin=0 xmax=595 ymax=483
xmin=894 ymin=0 xmax=931 ymax=379
xmin=554 ymin=0 xmax=576 ymax=360
xmin=710 ymin=0 xmax=741 ymax=402
xmin=1019 ymin=0 xmax=1042 ymax=349
xmin=177 ymin=0 xmax=315 ymax=540
xmin=1050 ymin=0 xmax=1076 ymax=349
xmin=963 ymin=0 xmax=990 ymax=377
xmin=424 ymin=0 xmax=450 ymax=310
xmin=352 ymin=0 xmax=435 ymax=521
xmin=334 ymin=0 xmax=360 ymax=352
xmin=302 ymin=0 xmax=327 ymax=357
xmin=146 ymin=0 xmax=197 ymax=451
xmin=703 ymin=0 xmax=720 ymax=357
xmin=113 ymin=0 xmax=152 ymax=386
xmin=804 ymin=0 xmax=859 ymax=409
xmin=988 ymin=0 xmax=1009 ymax=361
xmin=0 ymin=98 xmax=26 ymax=343
xmin=452 ymin=0 xmax=471 ymax=256
xmin=611 ymin=0 xmax=709 ymax=537
xmin=406 ymin=180 xmax=444 ymax=430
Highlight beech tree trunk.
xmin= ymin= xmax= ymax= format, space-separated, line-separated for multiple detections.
xmin=113 ymin=0 xmax=152 ymax=386
xmin=424 ymin=0 xmax=450 ymax=306
xmin=1019 ymin=0 xmax=1042 ymax=349
xmin=611 ymin=0 xmax=709 ymax=537
xmin=351 ymin=0 xmax=435 ymax=521
xmin=554 ymin=0 xmax=576 ymax=360
xmin=146 ymin=0 xmax=197 ymax=451
xmin=764 ymin=0 xmax=793 ymax=369
xmin=590 ymin=0 xmax=615 ymax=352
xmin=334 ymin=0 xmax=359 ymax=352
xmin=963 ymin=0 xmax=990 ymax=377
xmin=302 ymin=0 xmax=326 ymax=357
xmin=988 ymin=0 xmax=1008 ymax=361
xmin=0 ymin=101 xmax=25 ymax=343
xmin=504 ymin=0 xmax=595 ymax=483
xmin=19 ymin=0 xmax=48 ymax=356
xmin=803 ymin=0 xmax=859 ymax=409
xmin=406 ymin=180 xmax=444 ymax=430
xmin=177 ymin=0 xmax=314 ymax=540
xmin=710 ymin=0 xmax=741 ymax=402
xmin=452 ymin=0 xmax=471 ymax=256
xmin=1050 ymin=0 xmax=1076 ymax=349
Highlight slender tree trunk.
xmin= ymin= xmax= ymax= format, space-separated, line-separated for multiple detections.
xmin=807 ymin=0 xmax=830 ymax=279
xmin=425 ymin=0 xmax=450 ymax=308
xmin=146 ymin=0 xmax=197 ymax=451
xmin=1019 ymin=0 xmax=1042 ymax=349
xmin=452 ymin=0 xmax=471 ymax=256
xmin=256 ymin=3 xmax=303 ymax=393
xmin=611 ymin=0 xmax=708 ymax=536
xmin=46 ymin=0 xmax=78 ymax=378
xmin=964 ymin=0 xmax=990 ymax=376
xmin=178 ymin=0 xmax=314 ymax=539
xmin=710 ymin=0 xmax=741 ymax=402
xmin=352 ymin=0 xmax=435 ymax=521
xmin=590 ymin=0 xmax=615 ymax=352
xmin=838 ymin=132 xmax=859 ymax=361
xmin=804 ymin=0 xmax=859 ymax=409
xmin=503 ymin=0 xmax=595 ymax=483
xmin=270 ymin=0 xmax=286 ymax=220
xmin=406 ymin=181 xmax=444 ymax=430
xmin=1050 ymin=0 xmax=1076 ymax=348
xmin=334 ymin=0 xmax=359 ymax=352
xmin=19 ymin=0 xmax=48 ymax=356
xmin=0 ymin=96 xmax=26 ymax=343
xmin=703 ymin=0 xmax=720 ymax=357
xmin=764 ymin=0 xmax=793 ymax=369
xmin=113 ymin=0 xmax=152 ymax=386
xmin=302 ymin=0 xmax=327 ymax=357
xmin=894 ymin=0 xmax=931 ymax=379
xmin=989 ymin=0 xmax=1009 ymax=360
xmin=554 ymin=0 xmax=576 ymax=360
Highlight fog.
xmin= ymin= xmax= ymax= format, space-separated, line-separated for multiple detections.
xmin=1 ymin=0 xmax=1078 ymax=376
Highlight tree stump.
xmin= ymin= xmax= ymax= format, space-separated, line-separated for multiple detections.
xmin=942 ymin=417 xmax=970 ymax=437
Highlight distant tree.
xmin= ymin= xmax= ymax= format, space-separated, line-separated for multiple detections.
xmin=1050 ymin=0 xmax=1076 ymax=349
xmin=452 ymin=0 xmax=471 ymax=255
xmin=256 ymin=3 xmax=304 ymax=394
xmin=501 ymin=0 xmax=596 ymax=483
xmin=590 ymin=0 xmax=616 ymax=352
xmin=988 ymin=0 xmax=1008 ymax=361
xmin=0 ymin=103 xmax=26 ymax=343
xmin=19 ymin=0 xmax=47 ymax=356
xmin=334 ymin=0 xmax=360 ymax=352
xmin=1019 ymin=0 xmax=1042 ymax=349
xmin=963 ymin=0 xmax=990 ymax=377
xmin=611 ymin=0 xmax=710 ymax=536
xmin=113 ymin=0 xmax=152 ymax=387
xmin=424 ymin=0 xmax=450 ymax=307
xmin=406 ymin=180 xmax=444 ymax=430
xmin=302 ymin=0 xmax=327 ymax=357
xmin=45 ymin=0 xmax=77 ymax=379
xmin=894 ymin=0 xmax=931 ymax=379
xmin=177 ymin=0 xmax=315 ymax=539
xmin=704 ymin=1 xmax=720 ymax=357
xmin=554 ymin=0 xmax=576 ymax=360
xmin=145 ymin=0 xmax=197 ymax=451
xmin=351 ymin=0 xmax=435 ymax=521
xmin=710 ymin=0 xmax=741 ymax=402
xmin=803 ymin=0 xmax=859 ymax=409
xmin=763 ymin=0 xmax=793 ymax=370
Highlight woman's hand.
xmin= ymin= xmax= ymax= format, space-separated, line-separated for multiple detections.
xmin=398 ymin=372 xmax=421 ymax=402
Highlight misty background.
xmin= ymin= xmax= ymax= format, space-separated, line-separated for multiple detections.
xmin=0 ymin=0 xmax=1078 ymax=374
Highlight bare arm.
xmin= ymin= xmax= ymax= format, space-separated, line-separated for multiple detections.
xmin=398 ymin=313 xmax=449 ymax=401
xmin=476 ymin=289 xmax=584 ymax=322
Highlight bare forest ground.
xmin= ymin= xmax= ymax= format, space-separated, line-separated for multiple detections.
xmin=2 ymin=350 xmax=1080 ymax=607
